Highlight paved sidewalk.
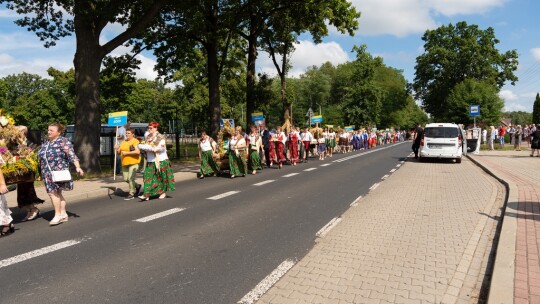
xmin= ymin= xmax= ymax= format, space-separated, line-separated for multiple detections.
xmin=6 ymin=162 xmax=200 ymax=210
xmin=469 ymin=150 xmax=540 ymax=304
xmin=255 ymin=155 xmax=504 ymax=304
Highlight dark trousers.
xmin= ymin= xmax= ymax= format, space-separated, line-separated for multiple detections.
xmin=263 ymin=147 xmax=271 ymax=167
xmin=412 ymin=143 xmax=420 ymax=158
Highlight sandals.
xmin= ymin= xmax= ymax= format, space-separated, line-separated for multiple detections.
xmin=0 ymin=223 xmax=14 ymax=237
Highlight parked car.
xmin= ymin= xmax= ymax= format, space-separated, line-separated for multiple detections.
xmin=419 ymin=123 xmax=464 ymax=163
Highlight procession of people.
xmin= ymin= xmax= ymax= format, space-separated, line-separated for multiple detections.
xmin=197 ymin=123 xmax=409 ymax=178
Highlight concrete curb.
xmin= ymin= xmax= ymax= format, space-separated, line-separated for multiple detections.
xmin=467 ymin=154 xmax=516 ymax=304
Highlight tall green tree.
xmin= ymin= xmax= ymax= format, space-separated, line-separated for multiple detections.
xmin=342 ymin=45 xmax=383 ymax=127
xmin=413 ymin=21 xmax=518 ymax=122
xmin=2 ymin=0 xmax=169 ymax=172
xmin=446 ymin=79 xmax=504 ymax=126
xmin=137 ymin=0 xmax=244 ymax=138
xmin=261 ymin=0 xmax=359 ymax=122
xmin=533 ymin=93 xmax=540 ymax=124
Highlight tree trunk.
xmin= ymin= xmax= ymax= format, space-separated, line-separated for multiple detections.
xmin=73 ymin=16 xmax=105 ymax=173
xmin=207 ymin=41 xmax=222 ymax=138
xmin=245 ymin=31 xmax=257 ymax=128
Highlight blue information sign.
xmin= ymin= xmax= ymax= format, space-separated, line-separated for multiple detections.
xmin=108 ymin=111 xmax=128 ymax=126
xmin=469 ymin=105 xmax=480 ymax=117
xmin=311 ymin=115 xmax=323 ymax=123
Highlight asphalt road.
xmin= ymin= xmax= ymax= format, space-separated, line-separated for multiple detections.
xmin=0 ymin=142 xmax=410 ymax=304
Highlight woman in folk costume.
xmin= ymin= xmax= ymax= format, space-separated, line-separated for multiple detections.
xmin=300 ymin=127 xmax=313 ymax=163
xmin=326 ymin=128 xmax=336 ymax=157
xmin=229 ymin=126 xmax=247 ymax=178
xmin=247 ymin=125 xmax=263 ymax=174
xmin=275 ymin=126 xmax=287 ymax=169
xmin=138 ymin=121 xmax=175 ymax=201
xmin=288 ymin=126 xmax=299 ymax=165
xmin=198 ymin=130 xmax=220 ymax=179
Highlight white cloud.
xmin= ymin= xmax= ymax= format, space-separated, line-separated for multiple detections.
xmin=503 ymin=103 xmax=528 ymax=112
xmin=257 ymin=40 xmax=350 ymax=77
xmin=499 ymin=89 xmax=518 ymax=101
xmin=531 ymin=48 xmax=540 ymax=62
xmin=352 ymin=0 xmax=506 ymax=37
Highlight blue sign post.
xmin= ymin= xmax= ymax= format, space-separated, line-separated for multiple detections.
xmin=107 ymin=111 xmax=128 ymax=180
xmin=469 ymin=105 xmax=480 ymax=128
xmin=108 ymin=111 xmax=128 ymax=126
xmin=311 ymin=115 xmax=323 ymax=124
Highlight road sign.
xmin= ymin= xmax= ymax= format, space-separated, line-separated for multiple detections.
xmin=306 ymin=107 xmax=314 ymax=117
xmin=311 ymin=115 xmax=323 ymax=123
xmin=469 ymin=105 xmax=480 ymax=117
xmin=108 ymin=111 xmax=128 ymax=126
xmin=251 ymin=112 xmax=264 ymax=122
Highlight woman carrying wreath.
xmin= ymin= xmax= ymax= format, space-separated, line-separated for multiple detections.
xmin=137 ymin=122 xmax=175 ymax=201
xmin=198 ymin=130 xmax=220 ymax=179
xmin=229 ymin=126 xmax=247 ymax=178
xmin=247 ymin=125 xmax=263 ymax=174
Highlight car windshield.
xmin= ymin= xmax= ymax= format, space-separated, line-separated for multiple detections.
xmin=424 ymin=127 xmax=459 ymax=138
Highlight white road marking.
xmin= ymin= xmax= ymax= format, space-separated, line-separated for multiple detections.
xmin=350 ymin=195 xmax=363 ymax=207
xmin=381 ymin=174 xmax=390 ymax=180
xmin=253 ymin=180 xmax=275 ymax=186
xmin=207 ymin=191 xmax=240 ymax=200
xmin=0 ymin=239 xmax=84 ymax=269
xmin=304 ymin=168 xmax=317 ymax=171
xmin=134 ymin=208 xmax=186 ymax=223
xmin=370 ymin=183 xmax=380 ymax=191
xmin=320 ymin=163 xmax=331 ymax=167
xmin=238 ymin=259 xmax=297 ymax=304
xmin=282 ymin=173 xmax=299 ymax=177
xmin=316 ymin=217 xmax=342 ymax=238
xmin=401 ymin=160 xmax=405 ymax=164
xmin=396 ymin=164 xmax=401 ymax=168
xmin=332 ymin=142 xmax=404 ymax=163
xmin=390 ymin=169 xmax=396 ymax=173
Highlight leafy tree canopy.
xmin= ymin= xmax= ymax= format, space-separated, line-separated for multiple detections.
xmin=413 ymin=21 xmax=518 ymax=122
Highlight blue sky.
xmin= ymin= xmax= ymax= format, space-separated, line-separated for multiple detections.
xmin=0 ymin=0 xmax=538 ymax=113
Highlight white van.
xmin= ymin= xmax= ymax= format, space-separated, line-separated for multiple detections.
xmin=419 ymin=123 xmax=463 ymax=163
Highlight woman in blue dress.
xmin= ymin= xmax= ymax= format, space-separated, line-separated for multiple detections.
xmin=38 ymin=123 xmax=84 ymax=226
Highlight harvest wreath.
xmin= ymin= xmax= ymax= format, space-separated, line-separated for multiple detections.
xmin=0 ymin=110 xmax=39 ymax=184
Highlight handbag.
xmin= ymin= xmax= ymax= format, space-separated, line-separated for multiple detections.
xmin=51 ymin=170 xmax=72 ymax=182
xmin=45 ymin=140 xmax=73 ymax=183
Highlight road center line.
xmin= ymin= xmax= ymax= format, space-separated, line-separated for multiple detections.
xmin=304 ymin=168 xmax=317 ymax=171
xmin=316 ymin=217 xmax=342 ymax=238
xmin=253 ymin=180 xmax=275 ymax=186
xmin=282 ymin=173 xmax=299 ymax=177
xmin=0 ymin=239 xmax=84 ymax=269
xmin=134 ymin=208 xmax=186 ymax=223
xmin=207 ymin=191 xmax=240 ymax=200
xmin=237 ymin=258 xmax=297 ymax=304
xmin=320 ymin=163 xmax=331 ymax=167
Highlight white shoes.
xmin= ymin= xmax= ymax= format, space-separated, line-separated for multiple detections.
xmin=49 ymin=214 xmax=68 ymax=226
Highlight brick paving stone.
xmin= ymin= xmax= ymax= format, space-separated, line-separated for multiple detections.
xmin=470 ymin=150 xmax=540 ymax=304
xmin=255 ymin=155 xmax=504 ymax=303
